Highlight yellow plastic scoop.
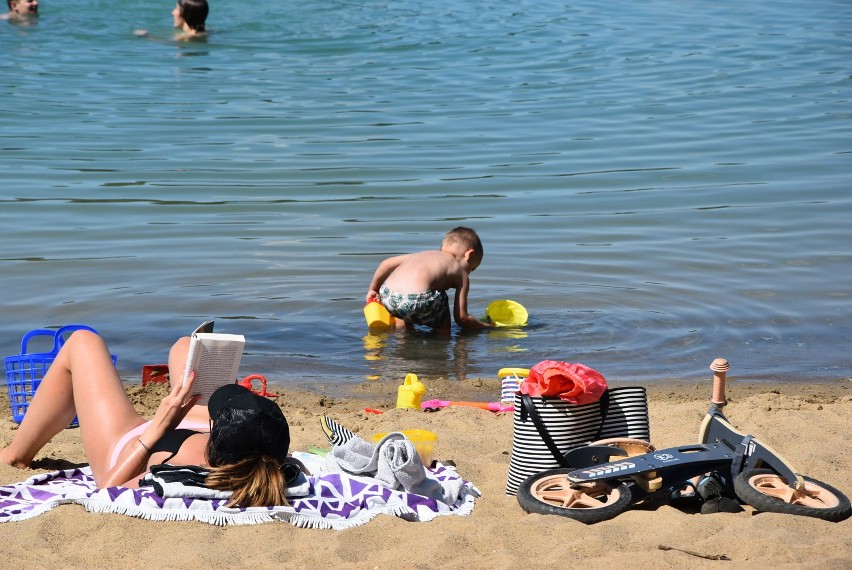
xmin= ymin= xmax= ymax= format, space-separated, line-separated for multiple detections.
xmin=485 ymin=300 xmax=528 ymax=327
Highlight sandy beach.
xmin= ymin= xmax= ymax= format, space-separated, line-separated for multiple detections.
xmin=1 ymin=375 xmax=850 ymax=569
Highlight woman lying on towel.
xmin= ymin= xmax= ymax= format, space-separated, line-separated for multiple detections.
xmin=0 ymin=330 xmax=303 ymax=507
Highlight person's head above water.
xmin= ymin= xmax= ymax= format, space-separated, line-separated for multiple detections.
xmin=6 ymin=0 xmax=39 ymax=18
xmin=172 ymin=0 xmax=208 ymax=34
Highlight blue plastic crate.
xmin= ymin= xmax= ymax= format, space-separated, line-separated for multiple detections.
xmin=4 ymin=325 xmax=117 ymax=424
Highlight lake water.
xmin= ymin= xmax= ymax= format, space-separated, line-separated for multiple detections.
xmin=2 ymin=0 xmax=850 ymax=394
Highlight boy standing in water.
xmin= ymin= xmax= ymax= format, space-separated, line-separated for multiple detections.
xmin=366 ymin=227 xmax=491 ymax=333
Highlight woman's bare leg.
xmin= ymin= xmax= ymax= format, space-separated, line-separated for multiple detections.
xmin=0 ymin=330 xmax=143 ymax=479
xmin=168 ymin=336 xmax=191 ymax=390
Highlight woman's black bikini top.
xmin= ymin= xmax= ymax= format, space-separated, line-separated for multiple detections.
xmin=150 ymin=429 xmax=203 ymax=464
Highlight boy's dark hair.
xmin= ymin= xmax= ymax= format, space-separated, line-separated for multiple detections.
xmin=179 ymin=0 xmax=209 ymax=32
xmin=443 ymin=227 xmax=484 ymax=259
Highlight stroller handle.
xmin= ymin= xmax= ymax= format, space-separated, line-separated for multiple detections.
xmin=710 ymin=358 xmax=730 ymax=406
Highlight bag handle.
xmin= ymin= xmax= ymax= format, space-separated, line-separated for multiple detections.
xmin=20 ymin=329 xmax=56 ymax=355
xmin=520 ymin=390 xmax=612 ymax=466
xmin=595 ymin=390 xmax=611 ymax=436
xmin=520 ymin=393 xmax=571 ymax=467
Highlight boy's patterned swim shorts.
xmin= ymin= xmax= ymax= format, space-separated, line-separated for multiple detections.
xmin=379 ymin=285 xmax=449 ymax=329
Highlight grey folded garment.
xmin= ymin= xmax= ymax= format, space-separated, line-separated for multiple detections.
xmin=380 ymin=437 xmax=445 ymax=501
xmin=325 ymin=432 xmax=460 ymax=503
xmin=326 ymin=432 xmax=403 ymax=489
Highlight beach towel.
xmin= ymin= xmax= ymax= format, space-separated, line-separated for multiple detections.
xmin=140 ymin=462 xmax=309 ymax=500
xmin=0 ymin=458 xmax=479 ymax=528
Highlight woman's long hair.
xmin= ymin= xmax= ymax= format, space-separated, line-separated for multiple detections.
xmin=205 ymin=455 xmax=287 ymax=508
xmin=178 ymin=0 xmax=208 ymax=33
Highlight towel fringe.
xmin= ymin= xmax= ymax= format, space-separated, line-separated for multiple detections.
xmin=2 ymin=465 xmax=480 ymax=528
xmin=82 ymin=498 xmax=282 ymax=526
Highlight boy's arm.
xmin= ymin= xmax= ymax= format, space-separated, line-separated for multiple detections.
xmin=366 ymin=255 xmax=409 ymax=302
xmin=453 ymin=273 xmax=490 ymax=330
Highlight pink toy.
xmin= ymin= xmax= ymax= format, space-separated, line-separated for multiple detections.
xmin=421 ymin=399 xmax=514 ymax=413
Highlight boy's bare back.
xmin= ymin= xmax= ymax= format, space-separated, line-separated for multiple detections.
xmin=382 ymin=250 xmax=466 ymax=294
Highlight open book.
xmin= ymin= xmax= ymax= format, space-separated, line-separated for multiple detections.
xmin=182 ymin=321 xmax=245 ymax=405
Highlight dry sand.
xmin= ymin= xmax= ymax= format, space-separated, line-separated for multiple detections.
xmin=1 ymin=376 xmax=850 ymax=569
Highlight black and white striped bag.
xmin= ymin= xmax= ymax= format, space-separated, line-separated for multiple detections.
xmin=505 ymin=387 xmax=650 ymax=495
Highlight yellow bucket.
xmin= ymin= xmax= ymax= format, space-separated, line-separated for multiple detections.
xmin=485 ymin=300 xmax=528 ymax=327
xmin=364 ymin=301 xmax=395 ymax=330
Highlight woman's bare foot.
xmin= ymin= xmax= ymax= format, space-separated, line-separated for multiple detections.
xmin=0 ymin=446 xmax=31 ymax=469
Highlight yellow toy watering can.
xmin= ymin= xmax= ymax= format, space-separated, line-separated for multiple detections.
xmin=396 ymin=373 xmax=426 ymax=409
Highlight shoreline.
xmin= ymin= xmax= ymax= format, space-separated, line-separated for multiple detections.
xmin=107 ymin=369 xmax=852 ymax=404
xmin=2 ymin=379 xmax=850 ymax=569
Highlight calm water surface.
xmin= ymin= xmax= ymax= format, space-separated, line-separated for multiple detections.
xmin=2 ymin=0 xmax=850 ymax=393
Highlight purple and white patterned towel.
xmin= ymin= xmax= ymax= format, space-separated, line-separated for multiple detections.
xmin=0 ymin=462 xmax=479 ymax=528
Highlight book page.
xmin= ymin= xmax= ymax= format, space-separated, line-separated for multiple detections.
xmin=183 ymin=332 xmax=245 ymax=405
